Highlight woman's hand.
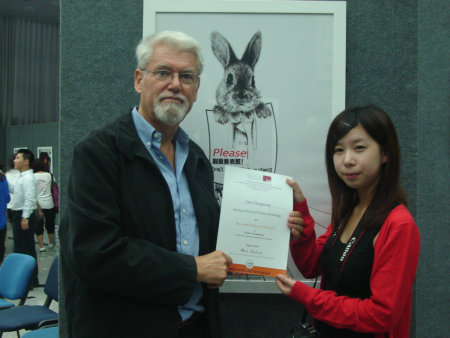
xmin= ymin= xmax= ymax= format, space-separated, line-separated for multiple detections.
xmin=287 ymin=211 xmax=304 ymax=240
xmin=286 ymin=178 xmax=306 ymax=240
xmin=276 ymin=274 xmax=296 ymax=296
xmin=286 ymin=178 xmax=305 ymax=204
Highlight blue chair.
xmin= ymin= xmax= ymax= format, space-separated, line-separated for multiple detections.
xmin=0 ymin=256 xmax=59 ymax=337
xmin=0 ymin=253 xmax=36 ymax=309
xmin=22 ymin=326 xmax=58 ymax=338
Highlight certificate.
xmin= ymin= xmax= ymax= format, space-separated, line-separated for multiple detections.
xmin=216 ymin=166 xmax=292 ymax=277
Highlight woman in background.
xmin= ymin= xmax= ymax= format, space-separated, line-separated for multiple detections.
xmin=33 ymin=159 xmax=56 ymax=252
xmin=278 ymin=105 xmax=420 ymax=337
xmin=0 ymin=161 xmax=10 ymax=263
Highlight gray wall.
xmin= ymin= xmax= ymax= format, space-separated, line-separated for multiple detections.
xmin=60 ymin=0 xmax=449 ymax=336
xmin=416 ymin=1 xmax=449 ymax=336
xmin=60 ymin=1 xmax=141 ymax=202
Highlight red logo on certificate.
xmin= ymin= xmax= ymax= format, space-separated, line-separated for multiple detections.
xmin=263 ymin=175 xmax=271 ymax=182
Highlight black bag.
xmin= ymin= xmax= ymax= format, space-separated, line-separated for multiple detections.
xmin=291 ymin=322 xmax=319 ymax=337
xmin=290 ymin=277 xmax=320 ymax=337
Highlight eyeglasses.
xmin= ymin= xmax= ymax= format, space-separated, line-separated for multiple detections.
xmin=143 ymin=69 xmax=199 ymax=85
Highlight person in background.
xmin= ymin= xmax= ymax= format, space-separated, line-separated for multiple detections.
xmin=277 ymin=105 xmax=420 ymax=337
xmin=5 ymin=155 xmax=20 ymax=222
xmin=39 ymin=152 xmax=52 ymax=173
xmin=0 ymin=161 xmax=10 ymax=263
xmin=4 ymin=155 xmax=20 ymax=253
xmin=9 ymin=149 xmax=39 ymax=285
xmin=32 ymin=158 xmax=56 ymax=252
xmin=59 ymin=31 xmax=232 ymax=338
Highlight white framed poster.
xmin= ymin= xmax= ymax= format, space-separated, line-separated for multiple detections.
xmin=37 ymin=146 xmax=53 ymax=173
xmin=143 ymin=0 xmax=346 ymax=283
xmin=13 ymin=147 xmax=27 ymax=154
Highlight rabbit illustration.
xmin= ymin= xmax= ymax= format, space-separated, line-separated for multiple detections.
xmin=211 ymin=31 xmax=271 ymax=156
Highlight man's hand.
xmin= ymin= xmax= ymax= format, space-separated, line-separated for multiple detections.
xmin=195 ymin=251 xmax=232 ymax=289
xmin=21 ymin=218 xmax=29 ymax=230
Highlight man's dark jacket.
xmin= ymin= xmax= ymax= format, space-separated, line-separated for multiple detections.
xmin=59 ymin=113 xmax=221 ymax=337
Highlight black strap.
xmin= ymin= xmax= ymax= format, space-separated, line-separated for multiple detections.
xmin=327 ymin=211 xmax=369 ymax=286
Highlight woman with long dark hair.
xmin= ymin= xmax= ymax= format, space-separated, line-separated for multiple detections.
xmin=32 ymin=158 xmax=56 ymax=252
xmin=277 ymin=105 xmax=420 ymax=337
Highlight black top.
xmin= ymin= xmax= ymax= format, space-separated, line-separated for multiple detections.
xmin=317 ymin=227 xmax=378 ymax=338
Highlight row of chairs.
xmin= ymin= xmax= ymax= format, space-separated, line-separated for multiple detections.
xmin=0 ymin=253 xmax=59 ymax=338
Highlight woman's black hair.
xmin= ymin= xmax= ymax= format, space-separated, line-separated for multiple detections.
xmin=325 ymin=105 xmax=407 ymax=232
xmin=32 ymin=158 xmax=49 ymax=173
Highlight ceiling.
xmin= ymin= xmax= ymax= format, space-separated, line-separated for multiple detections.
xmin=0 ymin=0 xmax=59 ymax=25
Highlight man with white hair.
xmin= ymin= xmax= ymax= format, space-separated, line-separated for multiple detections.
xmin=60 ymin=31 xmax=232 ymax=338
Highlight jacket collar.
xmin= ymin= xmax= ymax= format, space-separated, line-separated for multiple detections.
xmin=114 ymin=111 xmax=153 ymax=162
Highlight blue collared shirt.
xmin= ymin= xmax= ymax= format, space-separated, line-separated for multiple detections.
xmin=0 ymin=176 xmax=10 ymax=229
xmin=132 ymin=107 xmax=204 ymax=321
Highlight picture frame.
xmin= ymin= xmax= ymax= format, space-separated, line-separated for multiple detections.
xmin=142 ymin=0 xmax=346 ymax=283
xmin=13 ymin=147 xmax=27 ymax=154
xmin=37 ymin=146 xmax=54 ymax=173
xmin=143 ymin=0 xmax=346 ymax=113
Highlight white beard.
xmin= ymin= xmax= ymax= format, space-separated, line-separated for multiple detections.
xmin=154 ymin=98 xmax=189 ymax=126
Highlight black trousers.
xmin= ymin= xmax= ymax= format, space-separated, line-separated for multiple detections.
xmin=177 ymin=312 xmax=210 ymax=338
xmin=11 ymin=210 xmax=39 ymax=285
xmin=35 ymin=207 xmax=56 ymax=236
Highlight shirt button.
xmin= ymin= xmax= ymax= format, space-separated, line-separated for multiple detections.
xmin=159 ymin=155 xmax=163 ymax=160
xmin=146 ymin=142 xmax=151 ymax=146
xmin=183 ymin=240 xmax=188 ymax=245
xmin=153 ymin=133 xmax=159 ymax=138
xmin=182 ymin=208 xmax=186 ymax=214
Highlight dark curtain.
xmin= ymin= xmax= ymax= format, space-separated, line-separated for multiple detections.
xmin=0 ymin=16 xmax=59 ymax=126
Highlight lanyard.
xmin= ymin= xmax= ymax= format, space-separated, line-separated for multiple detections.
xmin=326 ymin=212 xmax=368 ymax=284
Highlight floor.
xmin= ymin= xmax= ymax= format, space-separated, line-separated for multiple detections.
xmin=3 ymin=221 xmax=59 ymax=338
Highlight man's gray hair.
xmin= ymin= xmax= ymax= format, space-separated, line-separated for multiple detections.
xmin=136 ymin=31 xmax=204 ymax=75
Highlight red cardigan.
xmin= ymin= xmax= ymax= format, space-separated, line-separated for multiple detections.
xmin=289 ymin=200 xmax=420 ymax=338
